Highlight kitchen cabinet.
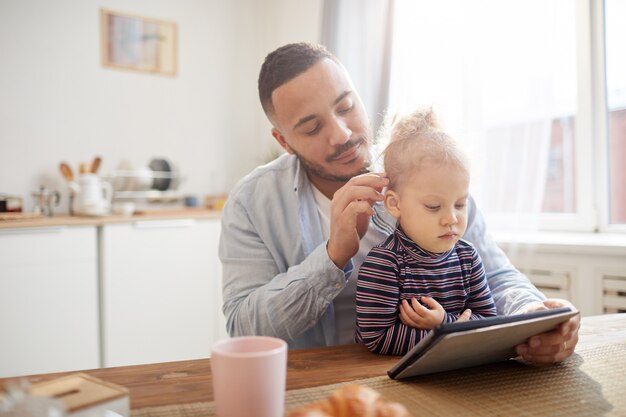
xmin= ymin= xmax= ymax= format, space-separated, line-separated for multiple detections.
xmin=101 ymin=218 xmax=224 ymax=367
xmin=0 ymin=226 xmax=99 ymax=378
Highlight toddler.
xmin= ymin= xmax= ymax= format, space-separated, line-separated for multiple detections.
xmin=356 ymin=108 xmax=497 ymax=355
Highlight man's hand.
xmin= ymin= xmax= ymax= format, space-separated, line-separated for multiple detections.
xmin=515 ymin=298 xmax=580 ymax=363
xmin=398 ymin=296 xmax=449 ymax=330
xmin=326 ymin=173 xmax=388 ymax=268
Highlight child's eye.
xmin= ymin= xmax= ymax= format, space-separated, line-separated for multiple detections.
xmin=425 ymin=205 xmax=440 ymax=211
xmin=455 ymin=203 xmax=466 ymax=209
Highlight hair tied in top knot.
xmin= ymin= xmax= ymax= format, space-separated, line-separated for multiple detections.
xmin=393 ymin=107 xmax=439 ymax=142
xmin=380 ymin=107 xmax=470 ymax=191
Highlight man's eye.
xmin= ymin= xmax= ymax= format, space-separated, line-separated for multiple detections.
xmin=338 ymin=105 xmax=353 ymax=114
xmin=305 ymin=125 xmax=321 ymax=135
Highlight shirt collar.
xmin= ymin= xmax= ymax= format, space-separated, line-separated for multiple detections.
xmin=395 ymin=225 xmax=454 ymax=264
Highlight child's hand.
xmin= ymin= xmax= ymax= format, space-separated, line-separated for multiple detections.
xmin=398 ymin=296 xmax=445 ymax=330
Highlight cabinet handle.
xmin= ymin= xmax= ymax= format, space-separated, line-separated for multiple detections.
xmin=0 ymin=226 xmax=66 ymax=235
xmin=132 ymin=219 xmax=197 ymax=229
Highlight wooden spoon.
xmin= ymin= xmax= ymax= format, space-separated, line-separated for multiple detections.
xmin=90 ymin=156 xmax=102 ymax=174
xmin=59 ymin=162 xmax=74 ymax=182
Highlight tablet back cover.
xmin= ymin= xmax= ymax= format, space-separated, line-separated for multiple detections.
xmin=389 ymin=308 xmax=577 ymax=379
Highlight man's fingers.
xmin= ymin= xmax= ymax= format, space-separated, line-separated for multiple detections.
xmin=542 ymin=298 xmax=576 ymax=311
xmin=333 ymin=185 xmax=384 ymax=210
xmin=527 ymin=303 xmax=549 ymax=313
xmin=515 ymin=298 xmax=580 ymax=364
xmin=517 ymin=335 xmax=575 ymax=363
xmin=344 ymin=201 xmax=374 ymax=218
xmin=345 ymin=172 xmax=388 ymax=187
xmin=527 ymin=328 xmax=563 ymax=349
xmin=516 ymin=329 xmax=578 ymax=362
xmin=331 ymin=173 xmax=388 ymax=208
xmin=356 ymin=213 xmax=371 ymax=239
xmin=325 ymin=175 xmax=387 ymax=268
xmin=562 ymin=320 xmax=580 ymax=340
xmin=332 ymin=201 xmax=374 ymax=234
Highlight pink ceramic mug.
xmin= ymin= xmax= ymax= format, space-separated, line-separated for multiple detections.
xmin=211 ymin=336 xmax=287 ymax=417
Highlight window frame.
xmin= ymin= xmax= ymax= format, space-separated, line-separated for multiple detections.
xmin=468 ymin=0 xmax=624 ymax=233
xmin=594 ymin=0 xmax=626 ymax=233
xmin=385 ymin=0 xmax=623 ymax=233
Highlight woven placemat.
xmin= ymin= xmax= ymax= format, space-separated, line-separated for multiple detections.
xmin=132 ymin=343 xmax=626 ymax=417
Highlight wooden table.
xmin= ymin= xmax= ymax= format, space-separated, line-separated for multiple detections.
xmin=2 ymin=314 xmax=625 ymax=411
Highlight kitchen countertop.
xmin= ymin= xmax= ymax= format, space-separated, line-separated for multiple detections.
xmin=0 ymin=208 xmax=221 ymax=229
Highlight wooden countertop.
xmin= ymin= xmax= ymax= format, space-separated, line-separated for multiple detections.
xmin=0 ymin=208 xmax=221 ymax=229
xmin=1 ymin=313 xmax=624 ymax=410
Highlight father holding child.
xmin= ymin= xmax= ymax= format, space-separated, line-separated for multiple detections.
xmin=219 ymin=42 xmax=579 ymax=363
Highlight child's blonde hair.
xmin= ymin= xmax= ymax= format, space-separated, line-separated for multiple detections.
xmin=380 ymin=108 xmax=469 ymax=190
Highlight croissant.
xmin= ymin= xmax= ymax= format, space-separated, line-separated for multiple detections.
xmin=287 ymin=384 xmax=413 ymax=417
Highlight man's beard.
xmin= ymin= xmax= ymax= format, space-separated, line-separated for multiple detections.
xmin=295 ymin=137 xmax=371 ymax=182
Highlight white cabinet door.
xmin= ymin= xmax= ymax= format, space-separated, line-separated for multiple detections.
xmin=0 ymin=226 xmax=99 ymax=377
xmin=101 ymin=218 xmax=223 ymax=367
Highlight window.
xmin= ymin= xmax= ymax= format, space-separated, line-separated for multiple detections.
xmin=605 ymin=0 xmax=626 ymax=226
xmin=388 ymin=0 xmax=623 ymax=232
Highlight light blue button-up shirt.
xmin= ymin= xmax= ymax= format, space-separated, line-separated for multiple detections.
xmin=219 ymin=153 xmax=545 ymax=349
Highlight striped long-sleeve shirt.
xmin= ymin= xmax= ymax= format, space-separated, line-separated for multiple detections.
xmin=356 ymin=227 xmax=497 ymax=355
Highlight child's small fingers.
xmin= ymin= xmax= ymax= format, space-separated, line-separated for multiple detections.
xmin=400 ymin=304 xmax=421 ymax=326
xmin=399 ymin=305 xmax=419 ymax=327
xmin=420 ymin=296 xmax=441 ymax=309
xmin=457 ymin=309 xmax=472 ymax=322
xmin=410 ymin=297 xmax=428 ymax=315
xmin=400 ymin=301 xmax=418 ymax=320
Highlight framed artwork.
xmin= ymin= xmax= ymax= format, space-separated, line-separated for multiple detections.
xmin=100 ymin=9 xmax=177 ymax=76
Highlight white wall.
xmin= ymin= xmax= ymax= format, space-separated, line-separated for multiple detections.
xmin=218 ymin=0 xmax=324 ymax=187
xmin=0 ymin=0 xmax=322 ymax=212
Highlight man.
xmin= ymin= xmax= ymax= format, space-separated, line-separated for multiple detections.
xmin=219 ymin=42 xmax=579 ymax=363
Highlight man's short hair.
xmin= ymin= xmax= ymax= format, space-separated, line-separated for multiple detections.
xmin=258 ymin=42 xmax=336 ymax=117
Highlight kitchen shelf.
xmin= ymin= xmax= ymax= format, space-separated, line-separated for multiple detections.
xmin=112 ymin=190 xmax=183 ymax=202
xmin=103 ymin=169 xmax=185 ymax=202
xmin=105 ymin=170 xmax=180 ymax=179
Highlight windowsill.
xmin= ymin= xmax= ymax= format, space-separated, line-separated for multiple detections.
xmin=491 ymin=230 xmax=626 ymax=256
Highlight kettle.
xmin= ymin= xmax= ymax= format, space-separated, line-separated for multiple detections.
xmin=70 ymin=174 xmax=113 ymax=216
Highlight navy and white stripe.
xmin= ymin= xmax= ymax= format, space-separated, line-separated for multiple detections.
xmin=356 ymin=226 xmax=497 ymax=355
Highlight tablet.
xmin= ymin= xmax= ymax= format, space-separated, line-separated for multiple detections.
xmin=388 ymin=307 xmax=578 ymax=379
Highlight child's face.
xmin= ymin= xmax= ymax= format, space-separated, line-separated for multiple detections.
xmin=386 ymin=160 xmax=469 ymax=253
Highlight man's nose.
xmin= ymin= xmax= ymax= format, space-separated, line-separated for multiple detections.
xmin=328 ymin=117 xmax=352 ymax=146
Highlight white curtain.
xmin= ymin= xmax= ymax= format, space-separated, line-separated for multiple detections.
xmin=322 ymin=0 xmax=578 ymax=229
xmin=321 ymin=0 xmax=395 ymax=134
xmin=387 ymin=0 xmax=577 ymax=229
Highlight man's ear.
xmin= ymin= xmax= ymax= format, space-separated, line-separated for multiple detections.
xmin=384 ymin=190 xmax=401 ymax=219
xmin=272 ymin=128 xmax=294 ymax=154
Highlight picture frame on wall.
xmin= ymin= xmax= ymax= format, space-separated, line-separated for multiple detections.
xmin=100 ymin=9 xmax=177 ymax=76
